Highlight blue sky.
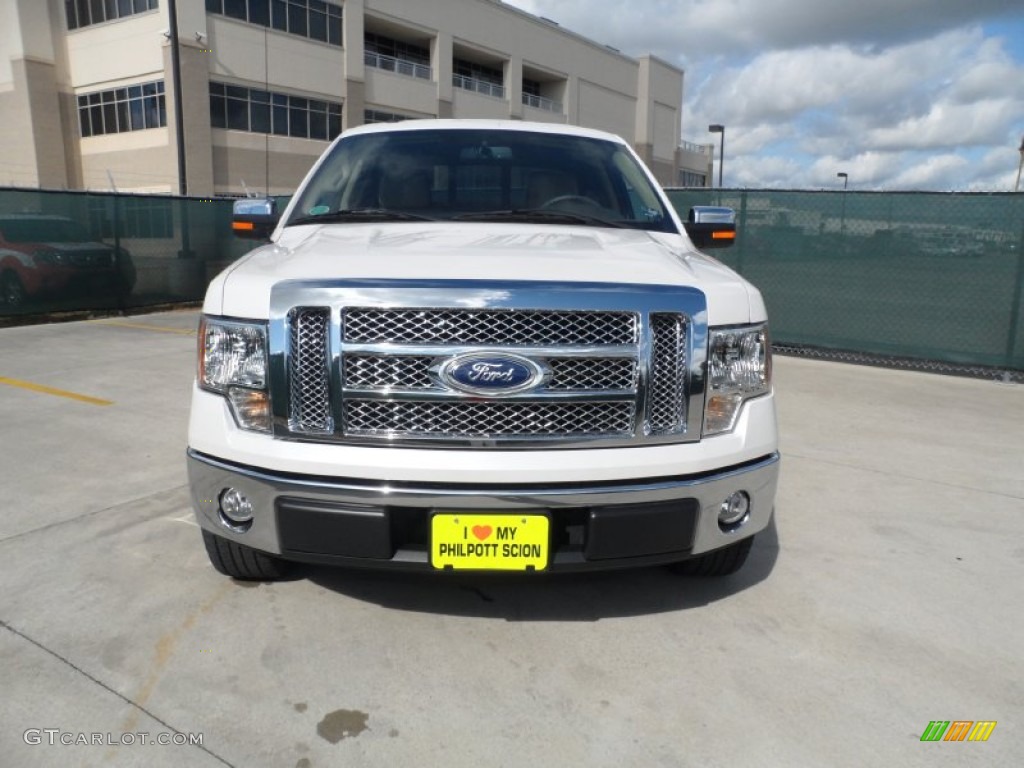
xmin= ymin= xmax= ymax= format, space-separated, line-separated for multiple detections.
xmin=507 ymin=1 xmax=1024 ymax=190
xmin=984 ymin=18 xmax=1024 ymax=61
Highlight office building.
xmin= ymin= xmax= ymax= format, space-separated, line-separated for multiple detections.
xmin=1 ymin=0 xmax=712 ymax=195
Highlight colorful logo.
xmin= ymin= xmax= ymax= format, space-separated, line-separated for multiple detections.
xmin=920 ymin=721 xmax=996 ymax=742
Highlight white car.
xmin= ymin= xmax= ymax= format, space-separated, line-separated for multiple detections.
xmin=187 ymin=120 xmax=778 ymax=580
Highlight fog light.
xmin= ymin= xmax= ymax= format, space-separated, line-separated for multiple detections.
xmin=718 ymin=491 xmax=750 ymax=530
xmin=219 ymin=487 xmax=254 ymax=525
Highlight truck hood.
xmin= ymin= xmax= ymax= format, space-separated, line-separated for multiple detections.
xmin=208 ymin=222 xmax=760 ymax=324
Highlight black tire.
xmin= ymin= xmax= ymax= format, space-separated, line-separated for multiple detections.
xmin=201 ymin=529 xmax=289 ymax=581
xmin=1 ymin=271 xmax=27 ymax=308
xmin=669 ymin=536 xmax=754 ymax=577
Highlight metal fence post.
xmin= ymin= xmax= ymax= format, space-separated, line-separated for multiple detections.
xmin=735 ymin=190 xmax=748 ymax=276
xmin=1005 ymin=220 xmax=1024 ymax=369
xmin=112 ymin=194 xmax=125 ymax=313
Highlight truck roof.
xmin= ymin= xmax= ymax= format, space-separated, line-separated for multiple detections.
xmin=341 ymin=118 xmax=631 ymax=145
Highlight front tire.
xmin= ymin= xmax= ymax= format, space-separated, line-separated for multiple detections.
xmin=201 ymin=529 xmax=290 ymax=581
xmin=1 ymin=271 xmax=27 ymax=308
xmin=669 ymin=536 xmax=754 ymax=577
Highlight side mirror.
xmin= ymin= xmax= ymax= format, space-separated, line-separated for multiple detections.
xmin=684 ymin=205 xmax=736 ymax=249
xmin=232 ymin=198 xmax=279 ymax=240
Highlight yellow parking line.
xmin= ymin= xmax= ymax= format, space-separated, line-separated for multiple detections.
xmin=98 ymin=321 xmax=196 ymax=336
xmin=0 ymin=377 xmax=114 ymax=406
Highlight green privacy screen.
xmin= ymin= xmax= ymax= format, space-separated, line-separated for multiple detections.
xmin=1 ymin=186 xmax=1022 ymax=371
xmin=0 ymin=188 xmax=249 ymax=316
xmin=667 ymin=189 xmax=1024 ymax=371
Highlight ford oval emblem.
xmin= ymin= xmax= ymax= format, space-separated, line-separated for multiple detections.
xmin=439 ymin=353 xmax=546 ymax=396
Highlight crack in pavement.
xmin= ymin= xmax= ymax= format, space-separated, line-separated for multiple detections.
xmin=0 ymin=483 xmax=190 ymax=547
xmin=1 ymin=618 xmax=236 ymax=768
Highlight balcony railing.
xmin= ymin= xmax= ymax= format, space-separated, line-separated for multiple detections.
xmin=452 ymin=74 xmax=505 ymax=99
xmin=522 ymin=92 xmax=563 ymax=113
xmin=679 ymin=140 xmax=713 ymax=155
xmin=364 ymin=50 xmax=432 ymax=81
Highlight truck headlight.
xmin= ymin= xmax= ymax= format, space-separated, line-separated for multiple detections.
xmin=703 ymin=324 xmax=771 ymax=436
xmin=199 ymin=317 xmax=270 ymax=432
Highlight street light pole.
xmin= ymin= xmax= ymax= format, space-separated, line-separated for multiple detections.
xmin=837 ymin=172 xmax=849 ymax=235
xmin=167 ymin=0 xmax=187 ymax=196
xmin=709 ymin=124 xmax=725 ymax=188
xmin=1015 ymin=135 xmax=1024 ymax=193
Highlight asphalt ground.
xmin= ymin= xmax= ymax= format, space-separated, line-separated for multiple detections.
xmin=0 ymin=309 xmax=1021 ymax=768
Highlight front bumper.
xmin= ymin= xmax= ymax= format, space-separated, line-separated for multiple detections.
xmin=187 ymin=449 xmax=780 ymax=572
xmin=21 ymin=266 xmax=122 ymax=298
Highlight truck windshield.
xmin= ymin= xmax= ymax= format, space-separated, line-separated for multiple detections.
xmin=286 ymin=128 xmax=677 ymax=233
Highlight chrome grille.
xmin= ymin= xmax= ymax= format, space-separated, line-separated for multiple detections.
xmin=344 ymin=400 xmax=634 ymax=438
xmin=343 ymin=354 xmax=637 ymax=392
xmin=345 ymin=355 xmax=433 ymax=389
xmin=343 ymin=308 xmax=638 ymax=345
xmin=288 ymin=308 xmax=332 ymax=433
xmin=70 ymin=250 xmax=113 ymax=267
xmin=547 ymin=358 xmax=636 ymax=390
xmin=274 ymin=283 xmax=703 ymax=448
xmin=648 ymin=313 xmax=687 ymax=434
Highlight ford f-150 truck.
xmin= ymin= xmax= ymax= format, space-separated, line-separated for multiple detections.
xmin=187 ymin=120 xmax=778 ymax=580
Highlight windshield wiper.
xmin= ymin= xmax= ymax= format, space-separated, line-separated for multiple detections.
xmin=287 ymin=208 xmax=436 ymax=226
xmin=451 ymin=209 xmax=623 ymax=228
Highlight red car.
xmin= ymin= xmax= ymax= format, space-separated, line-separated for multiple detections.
xmin=0 ymin=214 xmax=135 ymax=308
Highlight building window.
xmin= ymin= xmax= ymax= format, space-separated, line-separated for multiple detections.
xmin=66 ymin=0 xmax=159 ymax=30
xmin=453 ymin=58 xmax=505 ymax=99
xmin=89 ymin=196 xmax=174 ymax=238
xmin=365 ymin=33 xmax=430 ymax=66
xmin=364 ymin=109 xmax=424 ymax=124
xmin=210 ymin=82 xmax=342 ymax=140
xmin=206 ymin=0 xmax=342 ymax=46
xmin=363 ymin=33 xmax=433 ymax=79
xmin=123 ymin=197 xmax=174 ymax=238
xmin=678 ymin=170 xmax=707 ymax=187
xmin=78 ymin=81 xmax=166 ymax=138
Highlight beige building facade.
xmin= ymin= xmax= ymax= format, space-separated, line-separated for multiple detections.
xmin=1 ymin=0 xmax=711 ymax=196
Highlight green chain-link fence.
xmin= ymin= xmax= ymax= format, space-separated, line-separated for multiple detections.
xmin=2 ymin=186 xmax=1022 ymax=371
xmin=667 ymin=189 xmax=1024 ymax=372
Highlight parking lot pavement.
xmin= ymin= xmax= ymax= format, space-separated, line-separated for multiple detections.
xmin=1 ymin=309 xmax=1021 ymax=768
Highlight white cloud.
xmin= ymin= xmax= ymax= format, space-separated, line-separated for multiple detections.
xmin=508 ymin=0 xmax=1022 ymax=60
xmin=866 ymin=98 xmax=1021 ymax=152
xmin=506 ymin=0 xmax=1024 ymax=190
xmin=887 ymin=154 xmax=971 ymax=190
xmin=947 ymin=38 xmax=1024 ymax=103
xmin=966 ymin=147 xmax=1024 ymax=190
xmin=725 ymin=154 xmax=805 ymax=188
xmin=807 ymin=152 xmax=899 ymax=189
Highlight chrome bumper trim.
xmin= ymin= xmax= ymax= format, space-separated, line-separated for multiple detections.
xmin=187 ymin=449 xmax=779 ymax=569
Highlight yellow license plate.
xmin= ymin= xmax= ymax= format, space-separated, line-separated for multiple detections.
xmin=430 ymin=513 xmax=549 ymax=571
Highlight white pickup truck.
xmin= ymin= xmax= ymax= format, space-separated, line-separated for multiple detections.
xmin=187 ymin=120 xmax=778 ymax=580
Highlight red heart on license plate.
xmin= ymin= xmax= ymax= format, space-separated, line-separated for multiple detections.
xmin=472 ymin=525 xmax=493 ymax=541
